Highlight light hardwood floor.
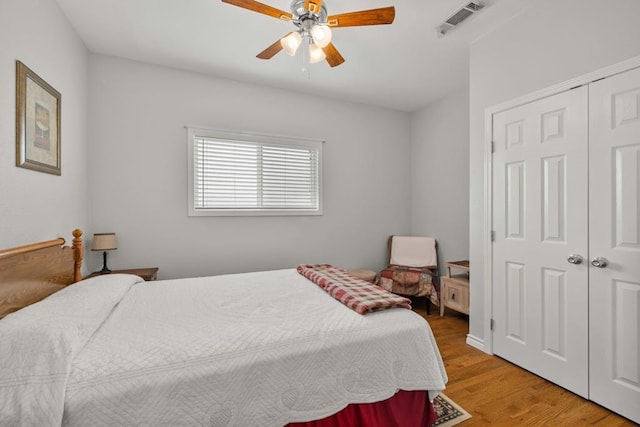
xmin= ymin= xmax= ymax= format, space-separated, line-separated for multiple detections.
xmin=413 ymin=300 xmax=636 ymax=426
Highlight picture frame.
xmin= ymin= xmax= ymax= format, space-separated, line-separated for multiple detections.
xmin=15 ymin=60 xmax=61 ymax=175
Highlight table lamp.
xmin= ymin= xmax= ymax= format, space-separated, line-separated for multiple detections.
xmin=91 ymin=232 xmax=118 ymax=273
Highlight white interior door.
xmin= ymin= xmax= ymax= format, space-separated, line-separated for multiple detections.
xmin=588 ymin=66 xmax=640 ymax=424
xmin=492 ymin=86 xmax=589 ymax=397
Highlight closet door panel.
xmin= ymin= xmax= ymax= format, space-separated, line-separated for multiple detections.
xmin=492 ymin=86 xmax=589 ymax=397
xmin=589 ymin=66 xmax=640 ymax=424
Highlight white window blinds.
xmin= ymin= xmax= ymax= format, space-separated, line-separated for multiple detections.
xmin=188 ymin=128 xmax=323 ymax=216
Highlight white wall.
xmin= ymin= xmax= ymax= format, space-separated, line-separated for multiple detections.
xmin=88 ymin=55 xmax=411 ymax=279
xmin=0 ymin=0 xmax=90 ymax=249
xmin=410 ymin=88 xmax=469 ymax=271
xmin=469 ymin=0 xmax=640 ymax=348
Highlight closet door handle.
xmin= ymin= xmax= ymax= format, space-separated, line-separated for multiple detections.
xmin=591 ymin=257 xmax=608 ymax=268
xmin=567 ymin=254 xmax=583 ymax=265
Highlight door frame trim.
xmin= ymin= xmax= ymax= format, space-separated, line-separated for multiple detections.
xmin=480 ymin=55 xmax=640 ymax=355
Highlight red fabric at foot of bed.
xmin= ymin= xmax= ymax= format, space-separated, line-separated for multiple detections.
xmin=286 ymin=390 xmax=436 ymax=427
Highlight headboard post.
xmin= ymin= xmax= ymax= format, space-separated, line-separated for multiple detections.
xmin=72 ymin=229 xmax=84 ymax=282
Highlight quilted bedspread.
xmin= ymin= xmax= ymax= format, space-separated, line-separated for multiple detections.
xmin=0 ymin=274 xmax=143 ymax=426
xmin=379 ymin=266 xmax=440 ymax=307
xmin=0 ymin=269 xmax=447 ymax=426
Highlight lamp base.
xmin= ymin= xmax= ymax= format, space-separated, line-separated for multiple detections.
xmin=100 ymin=251 xmax=111 ymax=273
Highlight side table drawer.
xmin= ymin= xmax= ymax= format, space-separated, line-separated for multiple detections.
xmin=441 ymin=277 xmax=469 ymax=315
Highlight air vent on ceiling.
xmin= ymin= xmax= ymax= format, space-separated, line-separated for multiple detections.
xmin=437 ymin=1 xmax=484 ymax=37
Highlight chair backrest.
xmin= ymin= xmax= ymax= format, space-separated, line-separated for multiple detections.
xmin=387 ymin=236 xmax=438 ymax=269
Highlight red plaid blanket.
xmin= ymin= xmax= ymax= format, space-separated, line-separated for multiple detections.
xmin=296 ymin=264 xmax=412 ymax=314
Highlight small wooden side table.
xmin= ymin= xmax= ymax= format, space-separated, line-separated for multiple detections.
xmin=85 ymin=267 xmax=159 ymax=281
xmin=440 ymin=260 xmax=469 ymax=316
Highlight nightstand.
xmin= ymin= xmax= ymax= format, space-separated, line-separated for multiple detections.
xmin=85 ymin=267 xmax=159 ymax=281
xmin=440 ymin=260 xmax=469 ymax=316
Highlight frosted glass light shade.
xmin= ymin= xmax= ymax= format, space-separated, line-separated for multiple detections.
xmin=310 ymin=24 xmax=332 ymax=48
xmin=309 ymin=43 xmax=326 ymax=63
xmin=281 ymin=32 xmax=302 ymax=56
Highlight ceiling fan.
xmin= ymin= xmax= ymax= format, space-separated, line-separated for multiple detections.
xmin=221 ymin=0 xmax=395 ymax=67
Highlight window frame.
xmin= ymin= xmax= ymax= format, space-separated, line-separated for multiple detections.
xmin=187 ymin=127 xmax=324 ymax=217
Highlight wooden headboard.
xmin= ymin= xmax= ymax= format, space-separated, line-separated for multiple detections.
xmin=0 ymin=229 xmax=84 ymax=319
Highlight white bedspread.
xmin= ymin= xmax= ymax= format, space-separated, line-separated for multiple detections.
xmin=1 ymin=269 xmax=447 ymax=426
xmin=0 ymin=274 xmax=143 ymax=426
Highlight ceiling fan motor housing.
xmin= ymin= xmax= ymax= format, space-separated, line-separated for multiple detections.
xmin=290 ymin=0 xmax=328 ymax=25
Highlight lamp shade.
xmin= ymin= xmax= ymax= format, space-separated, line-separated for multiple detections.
xmin=281 ymin=32 xmax=302 ymax=56
xmin=310 ymin=24 xmax=332 ymax=48
xmin=91 ymin=233 xmax=118 ymax=251
xmin=309 ymin=43 xmax=326 ymax=63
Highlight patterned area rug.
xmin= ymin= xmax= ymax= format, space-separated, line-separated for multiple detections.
xmin=433 ymin=393 xmax=472 ymax=427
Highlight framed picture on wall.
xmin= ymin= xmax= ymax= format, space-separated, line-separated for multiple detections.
xmin=15 ymin=60 xmax=61 ymax=175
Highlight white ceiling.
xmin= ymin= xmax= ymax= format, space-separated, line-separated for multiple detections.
xmin=54 ymin=0 xmax=535 ymax=112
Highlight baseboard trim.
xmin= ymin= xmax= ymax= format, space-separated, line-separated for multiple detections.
xmin=466 ymin=334 xmax=489 ymax=354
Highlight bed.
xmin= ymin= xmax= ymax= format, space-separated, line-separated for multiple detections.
xmin=0 ymin=230 xmax=448 ymax=426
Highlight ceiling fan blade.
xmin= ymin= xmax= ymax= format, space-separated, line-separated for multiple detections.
xmin=322 ymin=43 xmax=345 ymax=67
xmin=304 ymin=0 xmax=323 ymax=14
xmin=327 ymin=6 xmax=395 ymax=28
xmin=221 ymin=0 xmax=292 ymax=21
xmin=256 ymin=33 xmax=290 ymax=59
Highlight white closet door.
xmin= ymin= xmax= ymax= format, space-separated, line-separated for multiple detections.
xmin=588 ymin=67 xmax=640 ymax=424
xmin=492 ymin=86 xmax=589 ymax=397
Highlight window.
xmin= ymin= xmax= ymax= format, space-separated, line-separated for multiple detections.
xmin=188 ymin=127 xmax=323 ymax=216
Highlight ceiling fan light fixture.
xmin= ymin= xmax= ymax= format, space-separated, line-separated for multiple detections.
xmin=310 ymin=23 xmax=332 ymax=48
xmin=222 ymin=0 xmax=395 ymax=68
xmin=281 ymin=32 xmax=303 ymax=56
xmin=309 ymin=42 xmax=326 ymax=63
